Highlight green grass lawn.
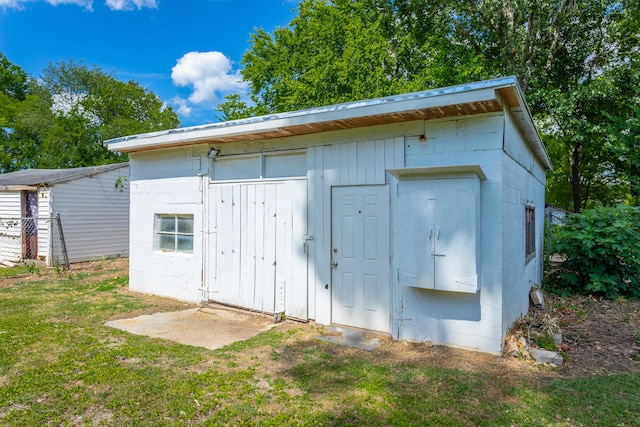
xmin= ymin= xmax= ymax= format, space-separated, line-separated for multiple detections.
xmin=0 ymin=259 xmax=638 ymax=426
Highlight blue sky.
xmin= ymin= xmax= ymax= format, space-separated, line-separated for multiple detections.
xmin=0 ymin=0 xmax=297 ymax=126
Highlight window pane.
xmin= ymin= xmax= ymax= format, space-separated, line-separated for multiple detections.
xmin=214 ymin=156 xmax=260 ymax=180
xmin=158 ymin=215 xmax=175 ymax=232
xmin=264 ymin=152 xmax=307 ymax=178
xmin=158 ymin=234 xmax=175 ymax=251
xmin=177 ymin=216 xmax=193 ymax=233
xmin=177 ymin=235 xmax=193 ymax=252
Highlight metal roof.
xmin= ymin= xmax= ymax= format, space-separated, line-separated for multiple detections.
xmin=0 ymin=163 xmax=128 ymax=189
xmin=106 ymin=76 xmax=551 ymax=170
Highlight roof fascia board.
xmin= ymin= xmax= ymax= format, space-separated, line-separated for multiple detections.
xmin=107 ymin=81 xmax=515 ymax=153
xmin=0 ymin=185 xmax=39 ymax=191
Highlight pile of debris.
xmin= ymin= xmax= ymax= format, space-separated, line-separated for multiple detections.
xmin=504 ymin=288 xmax=566 ymax=366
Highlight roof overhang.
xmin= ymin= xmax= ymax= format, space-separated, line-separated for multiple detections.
xmin=106 ymin=76 xmax=551 ymax=170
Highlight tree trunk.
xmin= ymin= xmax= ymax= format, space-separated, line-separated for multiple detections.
xmin=572 ymin=145 xmax=582 ymax=212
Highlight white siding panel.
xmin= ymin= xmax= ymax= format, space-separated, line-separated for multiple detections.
xmin=0 ymin=191 xmax=21 ymax=217
xmin=37 ymin=188 xmax=51 ymax=260
xmin=51 ymin=166 xmax=129 ymax=263
xmin=0 ymin=191 xmax=22 ymax=262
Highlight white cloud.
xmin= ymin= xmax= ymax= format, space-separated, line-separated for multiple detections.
xmin=105 ymin=0 xmax=156 ymax=11
xmin=168 ymin=96 xmax=191 ymax=117
xmin=171 ymin=51 xmax=247 ymax=105
xmin=0 ymin=0 xmax=157 ymax=11
xmin=0 ymin=0 xmax=24 ymax=9
xmin=0 ymin=0 xmax=93 ymax=10
xmin=47 ymin=0 xmax=92 ymax=8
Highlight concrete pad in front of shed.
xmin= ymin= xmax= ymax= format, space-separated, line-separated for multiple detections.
xmin=106 ymin=305 xmax=276 ymax=350
xmin=315 ymin=326 xmax=381 ymax=351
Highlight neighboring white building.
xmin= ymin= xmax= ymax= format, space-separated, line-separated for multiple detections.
xmin=107 ymin=77 xmax=551 ymax=354
xmin=0 ymin=163 xmax=129 ymax=265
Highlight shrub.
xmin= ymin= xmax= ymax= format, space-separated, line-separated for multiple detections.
xmin=549 ymin=205 xmax=640 ymax=299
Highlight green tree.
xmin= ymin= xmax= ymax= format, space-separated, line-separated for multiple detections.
xmin=0 ymin=54 xmax=30 ymax=170
xmin=608 ymin=104 xmax=640 ymax=205
xmin=215 ymin=94 xmax=261 ymax=121
xmin=4 ymin=60 xmax=181 ymax=171
xmin=220 ymin=0 xmax=639 ymax=209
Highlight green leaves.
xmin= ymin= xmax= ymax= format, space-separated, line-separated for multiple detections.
xmin=551 ymin=205 xmax=640 ymax=299
xmin=0 ymin=58 xmax=181 ymax=171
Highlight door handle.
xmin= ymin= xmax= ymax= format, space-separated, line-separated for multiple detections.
xmin=330 ymin=261 xmax=338 ymax=269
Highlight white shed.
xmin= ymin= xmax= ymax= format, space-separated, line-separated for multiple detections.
xmin=0 ymin=163 xmax=129 ymax=265
xmin=107 ymin=77 xmax=551 ymax=354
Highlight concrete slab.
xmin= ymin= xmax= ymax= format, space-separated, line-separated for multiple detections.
xmin=531 ymin=348 xmax=564 ymax=366
xmin=315 ymin=326 xmax=381 ymax=351
xmin=105 ymin=305 xmax=277 ymax=350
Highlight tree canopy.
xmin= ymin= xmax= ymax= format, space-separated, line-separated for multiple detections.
xmin=218 ymin=0 xmax=640 ymax=211
xmin=0 ymin=56 xmax=180 ymax=172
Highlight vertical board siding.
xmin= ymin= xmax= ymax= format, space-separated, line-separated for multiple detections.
xmin=51 ymin=166 xmax=129 ymax=263
xmin=208 ymin=180 xmax=308 ymax=318
xmin=310 ymin=137 xmax=404 ymax=325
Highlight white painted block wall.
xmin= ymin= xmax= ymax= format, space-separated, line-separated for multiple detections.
xmin=125 ymin=109 xmax=546 ymax=355
xmin=399 ymin=113 xmax=507 ymax=353
xmin=500 ymin=108 xmax=547 ymax=335
xmin=128 ymin=148 xmax=207 ymax=303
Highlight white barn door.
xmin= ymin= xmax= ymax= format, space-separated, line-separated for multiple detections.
xmin=331 ymin=185 xmax=390 ymax=332
xmin=208 ymin=180 xmax=308 ymax=318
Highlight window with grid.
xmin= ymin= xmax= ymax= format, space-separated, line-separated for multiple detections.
xmin=525 ymin=206 xmax=535 ymax=263
xmin=155 ymin=214 xmax=194 ymax=253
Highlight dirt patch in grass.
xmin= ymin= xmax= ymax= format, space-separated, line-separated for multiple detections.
xmin=544 ymin=294 xmax=640 ymax=377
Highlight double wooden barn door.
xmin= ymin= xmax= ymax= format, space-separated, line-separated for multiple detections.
xmin=207 ymin=180 xmax=308 ymax=320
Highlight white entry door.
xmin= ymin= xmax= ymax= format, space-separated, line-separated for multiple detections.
xmin=331 ymin=185 xmax=390 ymax=332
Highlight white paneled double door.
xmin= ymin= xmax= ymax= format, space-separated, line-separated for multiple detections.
xmin=207 ymin=180 xmax=308 ymax=319
xmin=331 ymin=185 xmax=390 ymax=333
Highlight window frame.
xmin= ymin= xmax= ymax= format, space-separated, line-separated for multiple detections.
xmin=525 ymin=205 xmax=536 ymax=263
xmin=155 ymin=214 xmax=194 ymax=254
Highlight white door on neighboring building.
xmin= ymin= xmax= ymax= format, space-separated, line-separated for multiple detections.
xmin=331 ymin=185 xmax=390 ymax=332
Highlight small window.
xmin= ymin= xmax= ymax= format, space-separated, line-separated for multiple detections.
xmin=212 ymin=151 xmax=306 ymax=181
xmin=156 ymin=214 xmax=194 ymax=253
xmin=525 ymin=206 xmax=535 ymax=262
xmin=213 ymin=156 xmax=261 ymax=180
xmin=264 ymin=152 xmax=307 ymax=178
